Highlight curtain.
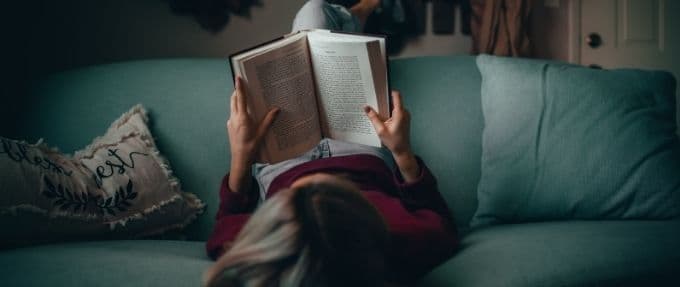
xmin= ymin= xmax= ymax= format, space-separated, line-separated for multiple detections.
xmin=471 ymin=0 xmax=533 ymax=57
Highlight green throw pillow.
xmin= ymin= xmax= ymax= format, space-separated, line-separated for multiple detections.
xmin=472 ymin=54 xmax=680 ymax=227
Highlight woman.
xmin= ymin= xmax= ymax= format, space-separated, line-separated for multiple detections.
xmin=204 ymin=77 xmax=458 ymax=286
xmin=291 ymin=0 xmax=382 ymax=33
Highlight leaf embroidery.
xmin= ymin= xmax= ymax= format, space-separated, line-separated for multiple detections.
xmin=41 ymin=176 xmax=139 ymax=217
xmin=42 ymin=176 xmax=90 ymax=213
xmin=95 ymin=179 xmax=138 ymax=217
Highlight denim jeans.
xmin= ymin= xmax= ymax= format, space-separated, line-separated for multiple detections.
xmin=290 ymin=0 xmax=405 ymax=33
xmin=253 ymin=139 xmax=395 ymax=203
xmin=291 ymin=0 xmax=362 ymax=32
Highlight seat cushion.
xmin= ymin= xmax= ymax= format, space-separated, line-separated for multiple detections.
xmin=0 ymin=240 xmax=212 ymax=286
xmin=420 ymin=220 xmax=680 ymax=287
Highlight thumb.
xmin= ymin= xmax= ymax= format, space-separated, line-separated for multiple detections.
xmin=364 ymin=105 xmax=385 ymax=132
xmin=256 ymin=107 xmax=280 ymax=139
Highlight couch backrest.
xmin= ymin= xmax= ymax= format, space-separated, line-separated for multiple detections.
xmin=11 ymin=56 xmax=484 ymax=240
xmin=390 ymin=56 xmax=483 ymax=232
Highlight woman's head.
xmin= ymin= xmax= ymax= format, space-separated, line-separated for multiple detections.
xmin=204 ymin=173 xmax=389 ymax=287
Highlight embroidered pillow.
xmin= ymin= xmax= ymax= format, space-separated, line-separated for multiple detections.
xmin=0 ymin=105 xmax=205 ymax=247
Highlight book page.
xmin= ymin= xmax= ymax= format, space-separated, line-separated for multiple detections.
xmin=235 ymin=33 xmax=322 ymax=163
xmin=307 ymin=32 xmax=387 ymax=147
xmin=306 ymin=30 xmax=389 ymax=119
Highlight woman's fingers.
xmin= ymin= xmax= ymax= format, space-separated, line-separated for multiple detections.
xmin=391 ymin=90 xmax=403 ymax=111
xmin=364 ymin=105 xmax=386 ymax=134
xmin=256 ymin=108 xmax=280 ymax=139
xmin=234 ymin=76 xmax=248 ymax=113
xmin=230 ymin=89 xmax=237 ymax=115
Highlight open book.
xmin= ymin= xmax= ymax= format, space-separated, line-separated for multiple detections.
xmin=230 ymin=29 xmax=389 ymax=164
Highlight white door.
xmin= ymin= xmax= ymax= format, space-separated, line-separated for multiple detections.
xmin=577 ymin=0 xmax=680 ymax=128
xmin=579 ymin=0 xmax=680 ymax=83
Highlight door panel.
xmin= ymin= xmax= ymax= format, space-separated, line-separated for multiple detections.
xmin=618 ymin=0 xmax=660 ymax=49
xmin=580 ymin=0 xmax=679 ymax=78
xmin=580 ymin=0 xmax=680 ymax=129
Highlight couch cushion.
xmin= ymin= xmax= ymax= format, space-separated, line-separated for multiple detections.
xmin=473 ymin=55 xmax=680 ymax=227
xmin=420 ymin=220 xmax=680 ymax=287
xmin=389 ymin=56 xmax=483 ymax=232
xmin=0 ymin=240 xmax=212 ymax=286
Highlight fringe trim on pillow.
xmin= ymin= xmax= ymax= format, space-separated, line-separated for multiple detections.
xmin=73 ymin=104 xmax=148 ymax=159
xmin=132 ymin=199 xmax=206 ymax=239
xmin=1 ymin=137 xmax=64 ymax=155
xmin=104 ymin=192 xmax=205 ymax=231
xmin=33 ymin=138 xmax=71 ymax=156
xmin=1 ymin=192 xmax=205 ymax=233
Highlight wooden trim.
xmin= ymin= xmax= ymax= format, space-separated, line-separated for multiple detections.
xmin=568 ymin=0 xmax=582 ymax=64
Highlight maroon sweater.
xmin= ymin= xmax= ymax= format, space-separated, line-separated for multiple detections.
xmin=205 ymin=154 xmax=458 ymax=283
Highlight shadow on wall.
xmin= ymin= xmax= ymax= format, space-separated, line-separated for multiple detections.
xmin=165 ymin=0 xmax=262 ymax=33
xmin=0 ymin=0 xmax=307 ymax=137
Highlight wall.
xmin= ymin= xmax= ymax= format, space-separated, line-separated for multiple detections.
xmin=395 ymin=1 xmax=473 ymax=58
xmin=1 ymin=0 xmax=478 ymax=81
xmin=7 ymin=0 xmax=307 ymax=78
xmin=531 ymin=0 xmax=571 ymax=62
xmin=1 ymin=0 xmax=305 ymax=135
xmin=2 ymin=0 xmax=580 ymax=77
xmin=0 ymin=0 xmax=570 ymax=102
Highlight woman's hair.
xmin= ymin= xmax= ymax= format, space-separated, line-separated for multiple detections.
xmin=203 ymin=179 xmax=389 ymax=287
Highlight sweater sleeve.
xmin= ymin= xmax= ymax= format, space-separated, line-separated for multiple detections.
xmin=394 ymin=157 xmax=456 ymax=230
xmin=382 ymin=158 xmax=459 ymax=283
xmin=205 ymin=173 xmax=259 ymax=260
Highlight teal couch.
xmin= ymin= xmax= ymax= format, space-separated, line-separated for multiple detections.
xmin=1 ymin=56 xmax=679 ymax=286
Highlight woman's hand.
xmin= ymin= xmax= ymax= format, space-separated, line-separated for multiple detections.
xmin=227 ymin=76 xmax=279 ymax=192
xmin=364 ymin=91 xmax=421 ymax=182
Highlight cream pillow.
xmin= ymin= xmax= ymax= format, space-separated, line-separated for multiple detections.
xmin=0 ymin=105 xmax=205 ymax=247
